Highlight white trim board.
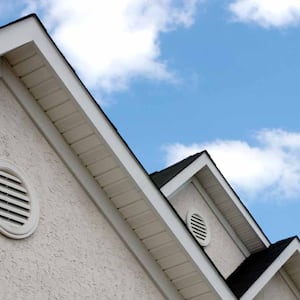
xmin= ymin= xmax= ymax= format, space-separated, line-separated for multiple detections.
xmin=241 ymin=238 xmax=300 ymax=300
xmin=192 ymin=178 xmax=250 ymax=257
xmin=160 ymin=152 xmax=270 ymax=250
xmin=0 ymin=16 xmax=236 ymax=300
xmin=0 ymin=59 xmax=182 ymax=300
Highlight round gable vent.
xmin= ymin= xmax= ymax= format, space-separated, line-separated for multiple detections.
xmin=187 ymin=209 xmax=210 ymax=247
xmin=0 ymin=160 xmax=39 ymax=239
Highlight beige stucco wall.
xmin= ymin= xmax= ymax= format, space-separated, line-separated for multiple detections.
xmin=255 ymin=272 xmax=298 ymax=300
xmin=170 ymin=182 xmax=245 ymax=278
xmin=0 ymin=80 xmax=165 ymax=300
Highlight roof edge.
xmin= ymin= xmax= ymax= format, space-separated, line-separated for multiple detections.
xmin=155 ymin=151 xmax=271 ymax=249
xmin=150 ymin=152 xmax=205 ymax=188
xmin=0 ymin=16 xmax=236 ymax=299
xmin=240 ymin=237 xmax=300 ymax=300
xmin=0 ymin=13 xmax=38 ymax=29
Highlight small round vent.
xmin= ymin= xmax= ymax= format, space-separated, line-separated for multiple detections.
xmin=187 ymin=209 xmax=210 ymax=247
xmin=0 ymin=160 xmax=38 ymax=239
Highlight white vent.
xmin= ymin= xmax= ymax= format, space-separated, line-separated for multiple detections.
xmin=187 ymin=209 xmax=210 ymax=247
xmin=0 ymin=161 xmax=38 ymax=239
xmin=0 ymin=170 xmax=30 ymax=225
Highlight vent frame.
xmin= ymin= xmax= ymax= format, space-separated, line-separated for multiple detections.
xmin=186 ymin=209 xmax=210 ymax=247
xmin=0 ymin=160 xmax=39 ymax=239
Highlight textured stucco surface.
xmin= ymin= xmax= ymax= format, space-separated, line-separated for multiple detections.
xmin=170 ymin=182 xmax=245 ymax=278
xmin=255 ymin=272 xmax=298 ymax=300
xmin=0 ymin=80 xmax=165 ymax=300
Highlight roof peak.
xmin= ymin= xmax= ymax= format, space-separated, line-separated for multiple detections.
xmin=150 ymin=151 xmax=206 ymax=188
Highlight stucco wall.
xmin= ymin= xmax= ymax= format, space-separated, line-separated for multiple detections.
xmin=170 ymin=182 xmax=245 ymax=278
xmin=0 ymin=80 xmax=165 ymax=300
xmin=255 ymin=272 xmax=298 ymax=300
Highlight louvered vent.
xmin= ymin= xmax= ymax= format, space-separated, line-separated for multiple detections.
xmin=0 ymin=170 xmax=30 ymax=227
xmin=0 ymin=161 xmax=39 ymax=239
xmin=187 ymin=209 xmax=210 ymax=247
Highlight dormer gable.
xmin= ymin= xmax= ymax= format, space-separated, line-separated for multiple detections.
xmin=0 ymin=15 xmax=236 ymax=299
xmin=151 ymin=151 xmax=270 ymax=255
xmin=151 ymin=152 xmax=300 ymax=298
xmin=2 ymin=14 xmax=299 ymax=300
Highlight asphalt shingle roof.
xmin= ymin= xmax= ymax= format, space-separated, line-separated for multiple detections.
xmin=150 ymin=152 xmax=297 ymax=299
xmin=150 ymin=152 xmax=204 ymax=188
xmin=226 ymin=236 xmax=296 ymax=298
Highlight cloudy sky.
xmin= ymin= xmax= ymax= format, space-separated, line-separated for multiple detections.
xmin=1 ymin=0 xmax=300 ymax=242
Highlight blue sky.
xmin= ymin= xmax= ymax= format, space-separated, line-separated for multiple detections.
xmin=1 ymin=0 xmax=300 ymax=242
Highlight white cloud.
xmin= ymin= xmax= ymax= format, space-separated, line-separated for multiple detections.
xmin=163 ymin=129 xmax=300 ymax=201
xmin=228 ymin=0 xmax=300 ymax=28
xmin=20 ymin=0 xmax=201 ymax=92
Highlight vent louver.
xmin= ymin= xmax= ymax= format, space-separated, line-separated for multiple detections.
xmin=0 ymin=170 xmax=30 ymax=226
xmin=187 ymin=209 xmax=210 ymax=247
xmin=0 ymin=161 xmax=39 ymax=239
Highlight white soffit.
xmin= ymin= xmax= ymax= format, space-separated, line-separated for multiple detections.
xmin=241 ymin=238 xmax=300 ymax=300
xmin=161 ymin=152 xmax=270 ymax=253
xmin=0 ymin=16 xmax=236 ymax=300
xmin=283 ymin=242 xmax=300 ymax=294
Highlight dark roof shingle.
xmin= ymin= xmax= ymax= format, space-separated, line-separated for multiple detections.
xmin=226 ymin=236 xmax=296 ymax=298
xmin=150 ymin=152 xmax=204 ymax=188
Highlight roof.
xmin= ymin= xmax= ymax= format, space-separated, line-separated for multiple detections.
xmin=0 ymin=14 xmax=236 ymax=299
xmin=151 ymin=154 xmax=300 ymax=298
xmin=151 ymin=151 xmax=270 ymax=254
xmin=2 ymin=14 xmax=299 ymax=300
xmin=226 ymin=237 xmax=296 ymax=298
xmin=151 ymin=152 xmax=204 ymax=188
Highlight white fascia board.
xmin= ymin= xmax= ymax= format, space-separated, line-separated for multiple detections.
xmin=160 ymin=152 xmax=270 ymax=248
xmin=241 ymin=238 xmax=300 ymax=300
xmin=160 ymin=153 xmax=250 ymax=257
xmin=0 ymin=59 xmax=182 ymax=300
xmin=204 ymin=158 xmax=270 ymax=248
xmin=160 ymin=154 xmax=208 ymax=198
xmin=0 ymin=18 xmax=235 ymax=299
xmin=0 ymin=18 xmax=37 ymax=56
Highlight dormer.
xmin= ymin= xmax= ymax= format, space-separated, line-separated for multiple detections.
xmin=151 ymin=151 xmax=270 ymax=277
xmin=151 ymin=152 xmax=300 ymax=299
xmin=1 ymin=15 xmax=299 ymax=300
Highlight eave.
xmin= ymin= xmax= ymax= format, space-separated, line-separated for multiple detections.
xmin=153 ymin=151 xmax=270 ymax=254
xmin=0 ymin=15 xmax=236 ymax=300
xmin=227 ymin=237 xmax=300 ymax=299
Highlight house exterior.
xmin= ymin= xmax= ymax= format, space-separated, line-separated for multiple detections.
xmin=0 ymin=15 xmax=299 ymax=299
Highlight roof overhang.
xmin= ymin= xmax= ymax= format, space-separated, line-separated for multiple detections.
xmin=241 ymin=237 xmax=300 ymax=299
xmin=158 ymin=151 xmax=270 ymax=254
xmin=0 ymin=15 xmax=236 ymax=300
